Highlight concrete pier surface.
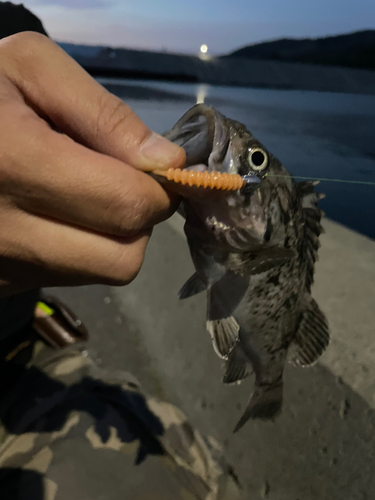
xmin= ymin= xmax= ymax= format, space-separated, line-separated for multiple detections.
xmin=47 ymin=215 xmax=375 ymax=500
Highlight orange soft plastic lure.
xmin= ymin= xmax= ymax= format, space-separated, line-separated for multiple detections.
xmin=153 ymin=168 xmax=246 ymax=191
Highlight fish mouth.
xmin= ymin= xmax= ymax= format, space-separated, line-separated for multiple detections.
xmin=154 ymin=104 xmax=229 ymax=197
xmin=155 ymin=104 xmax=265 ymax=249
xmin=156 ymin=104 xmax=261 ymax=197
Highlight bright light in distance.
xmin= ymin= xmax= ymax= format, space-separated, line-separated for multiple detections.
xmin=200 ymin=44 xmax=208 ymax=54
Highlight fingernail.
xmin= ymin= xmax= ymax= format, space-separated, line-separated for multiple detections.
xmin=140 ymin=133 xmax=183 ymax=167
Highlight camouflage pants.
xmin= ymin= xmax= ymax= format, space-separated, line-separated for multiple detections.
xmin=0 ymin=328 xmax=241 ymax=500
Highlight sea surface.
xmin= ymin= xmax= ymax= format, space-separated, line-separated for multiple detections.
xmin=98 ymin=77 xmax=375 ymax=239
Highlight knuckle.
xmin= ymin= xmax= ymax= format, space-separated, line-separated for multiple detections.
xmin=113 ymin=208 xmax=137 ymax=237
xmin=105 ymin=183 xmax=152 ymax=236
xmin=96 ymin=92 xmax=133 ymax=140
xmin=0 ymin=31 xmax=49 ymax=62
xmin=122 ymin=195 xmax=149 ymax=233
xmin=16 ymin=113 xmax=49 ymax=152
xmin=0 ymin=108 xmax=28 ymax=176
xmin=0 ymin=32 xmax=53 ymax=89
xmin=0 ymin=108 xmax=52 ymax=189
xmin=102 ymin=242 xmax=146 ymax=286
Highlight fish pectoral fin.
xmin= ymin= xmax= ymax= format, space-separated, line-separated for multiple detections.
xmin=233 ymin=380 xmax=283 ymax=433
xmin=228 ymin=247 xmax=295 ymax=276
xmin=289 ymin=293 xmax=330 ymax=367
xmin=178 ymin=273 xmax=207 ymax=299
xmin=223 ymin=346 xmax=251 ymax=384
xmin=207 ymin=316 xmax=240 ymax=359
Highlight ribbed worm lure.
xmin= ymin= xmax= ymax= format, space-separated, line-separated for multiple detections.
xmin=153 ymin=168 xmax=254 ymax=191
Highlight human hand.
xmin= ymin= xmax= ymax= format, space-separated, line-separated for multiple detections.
xmin=0 ymin=32 xmax=185 ymax=297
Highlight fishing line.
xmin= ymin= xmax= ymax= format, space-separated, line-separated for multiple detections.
xmin=264 ymin=174 xmax=375 ymax=186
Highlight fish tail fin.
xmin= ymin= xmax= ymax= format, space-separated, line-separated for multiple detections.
xmin=233 ymin=380 xmax=283 ymax=433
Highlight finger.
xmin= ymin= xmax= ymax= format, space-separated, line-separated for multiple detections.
xmin=0 ymin=207 xmax=152 ymax=292
xmin=0 ymin=32 xmax=185 ymax=172
xmin=0 ymin=101 xmax=179 ymax=236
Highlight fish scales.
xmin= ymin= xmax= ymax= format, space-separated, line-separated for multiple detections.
xmin=160 ymin=104 xmax=330 ymax=432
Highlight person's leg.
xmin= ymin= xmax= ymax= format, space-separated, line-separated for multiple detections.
xmin=0 ymin=289 xmax=40 ymax=341
xmin=0 ymin=333 xmax=241 ymax=500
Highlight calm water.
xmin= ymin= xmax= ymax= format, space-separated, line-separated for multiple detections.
xmin=98 ymin=77 xmax=375 ymax=239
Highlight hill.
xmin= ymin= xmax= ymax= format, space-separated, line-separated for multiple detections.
xmin=0 ymin=1 xmax=48 ymax=39
xmin=226 ymin=30 xmax=375 ymax=71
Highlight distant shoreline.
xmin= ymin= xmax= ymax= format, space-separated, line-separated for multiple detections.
xmin=58 ymin=29 xmax=375 ymax=97
xmin=83 ymin=65 xmax=199 ymax=84
xmin=75 ymin=56 xmax=375 ymax=96
xmin=228 ymin=29 xmax=375 ymax=72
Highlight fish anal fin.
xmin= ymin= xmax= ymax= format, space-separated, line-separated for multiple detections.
xmin=207 ymin=316 xmax=239 ymax=359
xmin=233 ymin=381 xmax=283 ymax=433
xmin=289 ymin=294 xmax=330 ymax=367
xmin=223 ymin=346 xmax=251 ymax=384
xmin=178 ymin=273 xmax=207 ymax=299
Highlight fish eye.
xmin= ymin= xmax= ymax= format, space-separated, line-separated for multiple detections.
xmin=248 ymin=148 xmax=268 ymax=171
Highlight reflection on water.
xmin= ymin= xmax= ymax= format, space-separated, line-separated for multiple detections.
xmin=196 ymin=83 xmax=209 ymax=104
xmin=98 ymin=77 xmax=375 ymax=238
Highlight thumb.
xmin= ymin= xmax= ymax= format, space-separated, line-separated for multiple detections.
xmin=2 ymin=32 xmax=185 ymax=172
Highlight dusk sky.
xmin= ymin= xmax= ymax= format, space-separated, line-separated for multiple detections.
xmin=17 ymin=0 xmax=375 ymax=54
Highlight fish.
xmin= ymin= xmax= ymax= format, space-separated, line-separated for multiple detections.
xmin=158 ymin=104 xmax=330 ymax=432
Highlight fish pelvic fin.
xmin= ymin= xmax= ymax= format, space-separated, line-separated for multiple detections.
xmin=289 ymin=293 xmax=330 ymax=367
xmin=178 ymin=273 xmax=207 ymax=299
xmin=223 ymin=346 xmax=251 ymax=384
xmin=233 ymin=380 xmax=283 ymax=433
xmin=207 ymin=288 xmax=239 ymax=358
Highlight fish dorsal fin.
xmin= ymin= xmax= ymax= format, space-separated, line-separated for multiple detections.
xmin=178 ymin=273 xmax=207 ymax=299
xmin=223 ymin=345 xmax=251 ymax=384
xmin=207 ymin=288 xmax=239 ymax=358
xmin=297 ymin=181 xmax=325 ymax=292
xmin=289 ymin=293 xmax=330 ymax=367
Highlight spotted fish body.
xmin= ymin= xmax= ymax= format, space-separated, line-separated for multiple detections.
xmin=162 ymin=105 xmax=330 ymax=432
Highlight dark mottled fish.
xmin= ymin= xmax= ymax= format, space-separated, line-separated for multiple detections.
xmin=159 ymin=104 xmax=330 ymax=432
